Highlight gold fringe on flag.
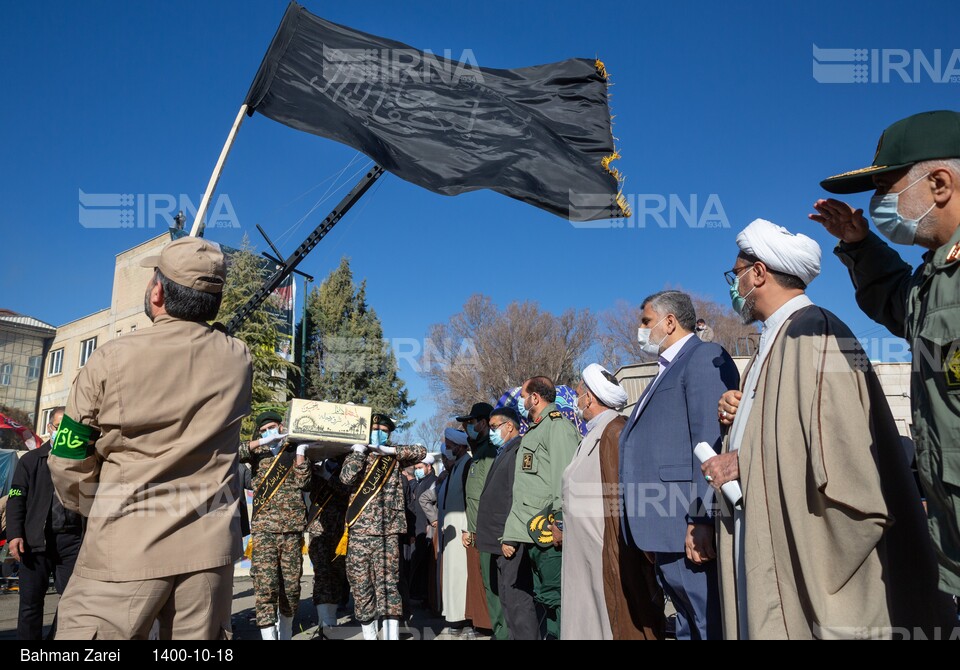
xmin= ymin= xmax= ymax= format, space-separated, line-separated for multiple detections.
xmin=595 ymin=58 xmax=609 ymax=81
xmin=596 ymin=58 xmax=631 ymax=219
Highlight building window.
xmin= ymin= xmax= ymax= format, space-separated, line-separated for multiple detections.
xmin=130 ymin=324 xmax=137 ymax=333
xmin=39 ymin=408 xmax=56 ymax=435
xmin=116 ymin=330 xmax=122 ymax=339
xmin=27 ymin=355 xmax=42 ymax=381
xmin=0 ymin=363 xmax=11 ymax=386
xmin=48 ymin=348 xmax=63 ymax=376
xmin=79 ymin=337 xmax=97 ymax=368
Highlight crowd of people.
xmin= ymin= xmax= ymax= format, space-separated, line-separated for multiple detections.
xmin=6 ymin=109 xmax=960 ymax=640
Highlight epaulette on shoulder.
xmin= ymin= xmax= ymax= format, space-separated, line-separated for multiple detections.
xmin=548 ymin=411 xmax=563 ymax=420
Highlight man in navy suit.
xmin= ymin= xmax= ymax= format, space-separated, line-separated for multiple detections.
xmin=619 ymin=290 xmax=740 ymax=640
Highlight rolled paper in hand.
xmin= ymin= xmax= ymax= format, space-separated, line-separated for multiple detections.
xmin=694 ymin=442 xmax=743 ymax=509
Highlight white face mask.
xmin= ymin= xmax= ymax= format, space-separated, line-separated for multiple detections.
xmin=637 ymin=316 xmax=669 ymax=355
xmin=574 ymin=393 xmax=586 ymax=422
xmin=869 ymin=172 xmax=934 ymax=245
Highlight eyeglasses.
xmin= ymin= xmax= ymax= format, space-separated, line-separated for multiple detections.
xmin=489 ymin=421 xmax=510 ymax=431
xmin=724 ymin=265 xmax=752 ymax=286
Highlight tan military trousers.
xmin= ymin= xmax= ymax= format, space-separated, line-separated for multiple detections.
xmin=55 ymin=564 xmax=234 ymax=640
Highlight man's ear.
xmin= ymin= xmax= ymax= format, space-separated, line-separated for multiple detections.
xmin=152 ymin=279 xmax=165 ymax=308
xmin=932 ymin=167 xmax=954 ymax=204
xmin=752 ymin=262 xmax=768 ymax=287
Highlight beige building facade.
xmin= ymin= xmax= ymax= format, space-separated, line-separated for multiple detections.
xmin=36 ymin=233 xmax=169 ymax=439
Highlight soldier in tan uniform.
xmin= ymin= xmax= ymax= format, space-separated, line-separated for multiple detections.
xmin=339 ymin=414 xmax=425 ymax=640
xmin=49 ymin=237 xmax=253 ymax=640
xmin=240 ymin=411 xmax=311 ymax=640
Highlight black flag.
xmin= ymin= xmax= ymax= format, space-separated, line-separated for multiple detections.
xmin=244 ymin=2 xmax=628 ymax=221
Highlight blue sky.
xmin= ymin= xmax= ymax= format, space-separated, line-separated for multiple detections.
xmin=2 ymin=0 xmax=955 ymax=428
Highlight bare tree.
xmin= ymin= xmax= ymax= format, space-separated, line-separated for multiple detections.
xmin=688 ymin=294 xmax=760 ymax=357
xmin=424 ymin=294 xmax=597 ymax=411
xmin=414 ymin=411 xmax=453 ymax=452
xmin=598 ymin=300 xmax=645 ymax=371
xmin=600 ymin=292 xmax=758 ymax=371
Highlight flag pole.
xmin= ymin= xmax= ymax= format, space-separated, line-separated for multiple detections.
xmin=189 ymin=104 xmax=249 ymax=237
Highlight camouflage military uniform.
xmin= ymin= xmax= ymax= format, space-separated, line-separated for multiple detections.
xmin=340 ymin=444 xmax=426 ymax=623
xmin=240 ymin=440 xmax=311 ymax=628
xmin=307 ymin=458 xmax=351 ymax=606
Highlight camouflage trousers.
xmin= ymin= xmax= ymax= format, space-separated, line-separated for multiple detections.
xmin=308 ymin=531 xmax=347 ymax=605
xmin=250 ymin=531 xmax=303 ymax=627
xmin=346 ymin=533 xmax=402 ymax=623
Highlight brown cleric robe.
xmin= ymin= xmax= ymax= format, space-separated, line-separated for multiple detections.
xmin=560 ymin=411 xmax=665 ymax=639
xmin=599 ymin=415 xmax=665 ymax=639
xmin=717 ymin=305 xmax=955 ymax=640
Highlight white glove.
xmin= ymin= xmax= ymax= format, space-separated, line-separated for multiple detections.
xmin=372 ymin=445 xmax=397 ymax=456
xmin=351 ymin=444 xmax=368 ymax=454
xmin=295 ymin=444 xmax=307 ymax=457
xmin=260 ymin=432 xmax=288 ymax=446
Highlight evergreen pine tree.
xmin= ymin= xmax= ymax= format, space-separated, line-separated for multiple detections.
xmin=218 ymin=235 xmax=298 ymax=418
xmin=304 ymin=257 xmax=413 ymax=429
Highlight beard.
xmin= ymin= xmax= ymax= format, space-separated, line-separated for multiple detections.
xmin=914 ymin=210 xmax=940 ymax=247
xmin=739 ymin=294 xmax=761 ymax=325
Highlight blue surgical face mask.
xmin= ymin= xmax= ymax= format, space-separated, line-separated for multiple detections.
xmin=729 ymin=269 xmax=756 ymax=316
xmin=869 ymin=172 xmax=934 ymax=246
xmin=49 ymin=430 xmax=58 ymax=446
xmin=414 ymin=469 xmax=425 ymax=481
xmin=489 ymin=427 xmax=504 ymax=448
xmin=466 ymin=424 xmax=479 ymax=441
xmin=372 ymin=429 xmax=389 ymax=446
xmin=516 ymin=395 xmax=530 ymax=421
xmin=261 ymin=428 xmax=279 ymax=442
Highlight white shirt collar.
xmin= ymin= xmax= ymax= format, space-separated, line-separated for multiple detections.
xmin=759 ymin=295 xmax=813 ymax=346
xmin=660 ymin=333 xmax=695 ymax=367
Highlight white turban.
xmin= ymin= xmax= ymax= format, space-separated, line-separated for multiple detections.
xmin=582 ymin=363 xmax=628 ymax=410
xmin=736 ymin=218 xmax=822 ymax=286
xmin=421 ymin=453 xmax=436 ymax=466
xmin=444 ymin=428 xmax=468 ymax=446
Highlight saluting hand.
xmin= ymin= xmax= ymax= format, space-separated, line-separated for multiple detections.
xmin=809 ymin=198 xmax=870 ymax=244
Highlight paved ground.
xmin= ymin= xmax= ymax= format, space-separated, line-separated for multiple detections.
xmin=0 ymin=577 xmax=486 ymax=641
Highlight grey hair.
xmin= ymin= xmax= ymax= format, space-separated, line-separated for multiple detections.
xmin=914 ymin=158 xmax=960 ymax=180
xmin=641 ymin=290 xmax=697 ymax=332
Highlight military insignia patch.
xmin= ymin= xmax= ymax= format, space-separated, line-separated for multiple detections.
xmin=944 ymin=343 xmax=960 ymax=389
xmin=548 ymin=411 xmax=563 ymax=420
xmin=946 ymin=243 xmax=960 ymax=265
xmin=527 ymin=507 xmax=556 ymax=547
xmin=522 ymin=453 xmax=534 ymax=471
